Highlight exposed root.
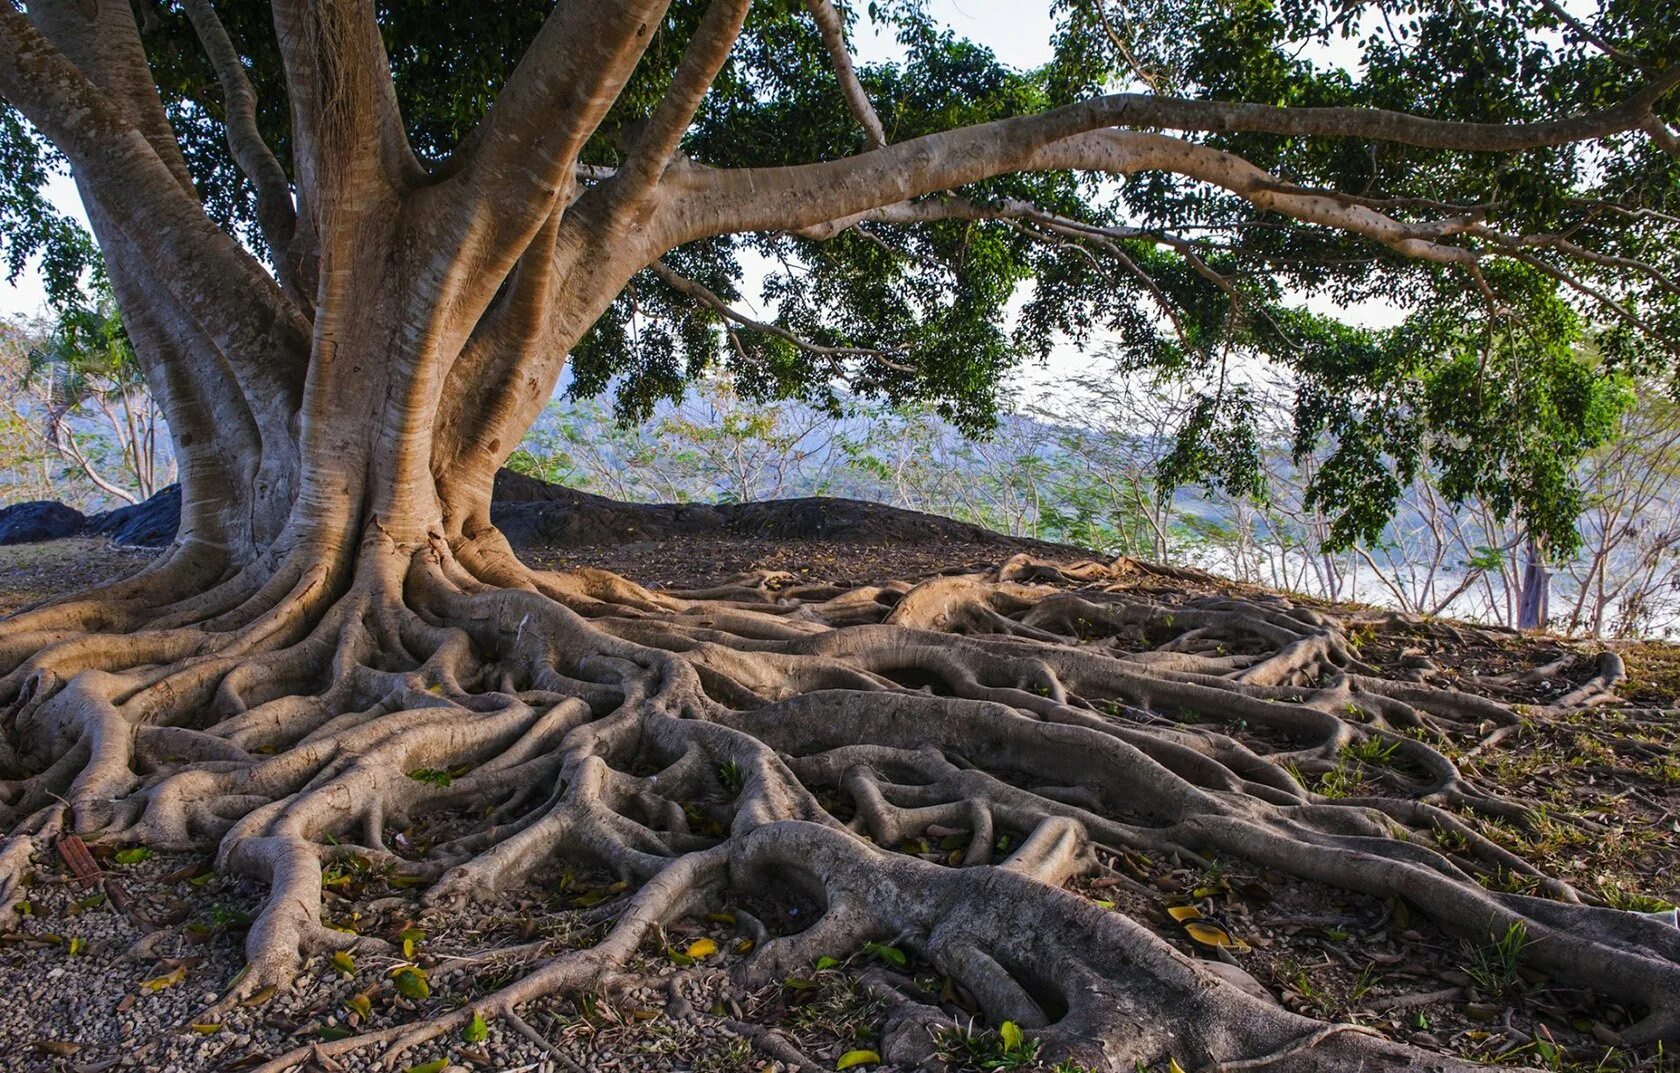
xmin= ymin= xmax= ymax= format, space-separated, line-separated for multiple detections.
xmin=2 ymin=532 xmax=1675 ymax=1071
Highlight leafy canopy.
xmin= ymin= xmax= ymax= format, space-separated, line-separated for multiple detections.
xmin=2 ymin=0 xmax=1676 ymax=554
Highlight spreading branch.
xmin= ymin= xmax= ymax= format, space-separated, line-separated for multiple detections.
xmin=669 ymin=70 xmax=1680 ymax=246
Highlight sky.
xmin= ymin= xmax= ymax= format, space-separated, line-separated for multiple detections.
xmin=0 ymin=1 xmax=1406 ymax=381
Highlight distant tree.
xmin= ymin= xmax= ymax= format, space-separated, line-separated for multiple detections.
xmin=22 ymin=290 xmax=171 ymax=503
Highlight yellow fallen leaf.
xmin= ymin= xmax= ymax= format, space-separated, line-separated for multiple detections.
xmin=139 ymin=965 xmax=187 ymax=992
xmin=685 ymin=938 xmax=719 ymax=958
xmin=189 ymin=1023 xmax=222 ymax=1035
xmin=1183 ymin=921 xmax=1251 ymax=952
xmin=1166 ymin=905 xmax=1203 ymax=922
xmin=835 ymin=1050 xmax=881 ymax=1070
xmin=1168 ymin=1059 xmax=1187 ymax=1073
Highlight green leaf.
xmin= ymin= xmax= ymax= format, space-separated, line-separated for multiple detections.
xmin=999 ymin=1020 xmax=1023 ymax=1054
xmin=406 ymin=769 xmax=452 ymax=788
xmin=835 ymin=1049 xmax=881 ymax=1070
xmin=391 ymin=966 xmax=430 ymax=1000
xmin=112 ymin=847 xmax=151 ymax=865
xmin=404 ymin=1061 xmax=448 ymax=1073
xmin=861 ymin=941 xmax=907 ymax=968
xmin=331 ymin=950 xmax=356 ymax=976
xmin=399 ymin=928 xmax=426 ymax=959
xmin=462 ymin=1010 xmax=488 ymax=1044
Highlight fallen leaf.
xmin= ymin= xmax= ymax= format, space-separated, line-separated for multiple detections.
xmin=33 ymin=1041 xmax=82 ymax=1057
xmin=140 ymin=965 xmax=188 ymax=992
xmin=391 ymin=965 xmax=430 ymax=1000
xmin=462 ymin=1010 xmax=488 ymax=1044
xmin=835 ymin=1050 xmax=881 ymax=1070
xmin=1183 ymin=921 xmax=1251 ymax=952
xmin=685 ymin=937 xmax=718 ymax=958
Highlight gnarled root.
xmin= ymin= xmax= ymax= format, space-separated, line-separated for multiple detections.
xmin=2 ymin=533 xmax=1674 ymax=1071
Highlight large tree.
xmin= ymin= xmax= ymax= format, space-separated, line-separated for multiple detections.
xmin=0 ymin=1 xmax=1678 ymax=1069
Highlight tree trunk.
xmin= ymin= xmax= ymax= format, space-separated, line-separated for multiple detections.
xmin=1517 ymin=538 xmax=1551 ymax=631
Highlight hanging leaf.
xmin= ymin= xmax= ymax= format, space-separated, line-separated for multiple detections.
xmin=462 ymin=1010 xmax=488 ymax=1043
xmin=835 ymin=1049 xmax=881 ymax=1070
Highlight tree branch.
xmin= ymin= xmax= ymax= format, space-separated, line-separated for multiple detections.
xmin=181 ymin=0 xmax=303 ymax=302
xmin=0 ymin=3 xmax=309 ymax=396
xmin=649 ymin=259 xmax=917 ymax=373
xmin=612 ymin=0 xmax=752 ymax=204
xmin=438 ymin=0 xmax=672 ymax=260
xmin=267 ymin=0 xmax=418 ymax=238
xmin=803 ymin=0 xmax=887 ymax=149
xmin=668 ymin=71 xmax=1680 ymax=245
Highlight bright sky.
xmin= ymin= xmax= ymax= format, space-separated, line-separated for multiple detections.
xmin=0 ymin=1 xmax=1405 ymax=375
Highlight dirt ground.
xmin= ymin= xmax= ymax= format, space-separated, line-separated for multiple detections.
xmin=0 ymin=533 xmax=1676 ymax=1072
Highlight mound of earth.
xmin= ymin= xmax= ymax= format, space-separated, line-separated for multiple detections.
xmin=0 ymin=499 xmax=86 ymax=545
xmin=0 ymin=470 xmax=1080 ymax=556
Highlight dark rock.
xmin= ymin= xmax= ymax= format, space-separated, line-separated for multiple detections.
xmin=0 ymin=500 xmax=87 ymax=545
xmin=86 ymin=484 xmax=181 ymax=548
